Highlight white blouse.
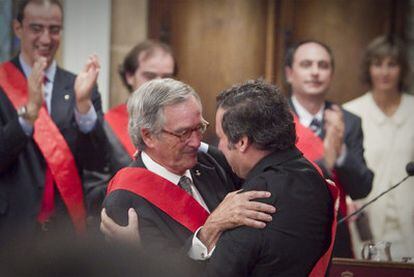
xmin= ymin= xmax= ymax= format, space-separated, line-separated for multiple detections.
xmin=344 ymin=92 xmax=414 ymax=260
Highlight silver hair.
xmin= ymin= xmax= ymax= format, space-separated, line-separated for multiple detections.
xmin=127 ymin=78 xmax=201 ymax=150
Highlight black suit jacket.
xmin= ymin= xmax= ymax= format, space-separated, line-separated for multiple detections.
xmin=81 ymin=120 xmax=133 ymax=217
xmin=290 ymin=99 xmax=374 ymax=257
xmin=203 ymin=147 xmax=333 ymax=276
xmin=103 ymin=151 xmax=236 ymax=272
xmin=0 ymin=57 xmax=108 ymax=238
xmin=104 ymin=119 xmax=133 ymax=173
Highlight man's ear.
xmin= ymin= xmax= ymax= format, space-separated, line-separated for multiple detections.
xmin=125 ymin=72 xmax=135 ymax=88
xmin=285 ymin=66 xmax=293 ymax=83
xmin=13 ymin=19 xmax=23 ymax=39
xmin=141 ymin=128 xmax=156 ymax=148
xmin=236 ymin=135 xmax=250 ymax=153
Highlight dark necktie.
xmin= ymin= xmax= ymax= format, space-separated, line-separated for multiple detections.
xmin=178 ymin=176 xmax=193 ymax=197
xmin=309 ymin=118 xmax=322 ymax=136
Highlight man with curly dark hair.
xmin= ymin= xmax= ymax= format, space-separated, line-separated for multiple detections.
xmin=202 ymin=80 xmax=334 ymax=276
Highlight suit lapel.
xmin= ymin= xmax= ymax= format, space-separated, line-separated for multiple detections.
xmin=321 ymin=101 xmax=334 ymax=139
xmin=50 ymin=67 xmax=74 ymax=126
xmin=191 ymin=162 xmax=224 ymax=212
xmin=11 ymin=56 xmax=23 ymax=74
xmin=288 ymin=97 xmax=296 ymax=114
xmin=12 ymin=60 xmax=74 ymax=128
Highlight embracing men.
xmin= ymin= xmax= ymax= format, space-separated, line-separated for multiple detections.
xmin=103 ymin=79 xmax=335 ymax=276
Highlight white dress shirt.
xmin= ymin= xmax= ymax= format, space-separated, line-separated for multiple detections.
xmin=291 ymin=95 xmax=324 ymax=127
xmin=141 ymin=151 xmax=214 ymax=260
xmin=291 ymin=96 xmax=347 ymax=166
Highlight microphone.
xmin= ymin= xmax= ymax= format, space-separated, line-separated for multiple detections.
xmin=406 ymin=161 xmax=414 ymax=176
xmin=338 ymin=161 xmax=414 ymax=224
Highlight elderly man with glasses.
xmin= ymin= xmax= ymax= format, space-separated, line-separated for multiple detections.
xmin=102 ymin=78 xmax=276 ymax=272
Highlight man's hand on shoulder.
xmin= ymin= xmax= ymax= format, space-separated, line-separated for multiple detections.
xmin=100 ymin=208 xmax=140 ymax=245
xmin=198 ymin=190 xmax=276 ymax=251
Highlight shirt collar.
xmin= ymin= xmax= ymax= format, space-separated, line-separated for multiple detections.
xmin=291 ymin=95 xmax=324 ymax=127
xmin=366 ymin=92 xmax=411 ymax=126
xmin=141 ymin=151 xmax=192 ymax=185
xmin=19 ymin=54 xmax=57 ymax=83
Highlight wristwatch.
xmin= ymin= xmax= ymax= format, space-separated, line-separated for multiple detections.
xmin=17 ymin=105 xmax=37 ymax=122
xmin=17 ymin=105 xmax=28 ymax=118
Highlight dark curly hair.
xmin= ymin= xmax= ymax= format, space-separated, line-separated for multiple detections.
xmin=216 ymin=80 xmax=296 ymax=152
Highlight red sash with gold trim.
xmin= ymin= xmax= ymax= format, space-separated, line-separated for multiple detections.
xmin=0 ymin=61 xmax=86 ymax=233
xmin=107 ymin=167 xmax=209 ymax=233
xmin=105 ymin=104 xmax=136 ymax=157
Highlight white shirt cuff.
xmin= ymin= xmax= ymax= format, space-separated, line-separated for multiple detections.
xmin=187 ymin=226 xmax=215 ymax=260
xmin=18 ymin=116 xmax=34 ymax=136
xmin=74 ymin=105 xmax=97 ymax=133
xmin=335 ymin=144 xmax=347 ymax=167
xmin=198 ymin=142 xmax=209 ymax=153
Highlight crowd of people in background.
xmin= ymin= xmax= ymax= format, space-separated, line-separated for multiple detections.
xmin=0 ymin=0 xmax=413 ymax=276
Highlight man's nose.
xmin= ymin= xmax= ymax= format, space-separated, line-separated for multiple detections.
xmin=187 ymin=130 xmax=202 ymax=148
xmin=310 ymin=64 xmax=319 ymax=75
xmin=39 ymin=30 xmax=52 ymax=44
xmin=379 ymin=65 xmax=390 ymax=75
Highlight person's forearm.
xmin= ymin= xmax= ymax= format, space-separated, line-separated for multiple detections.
xmin=197 ymin=222 xmax=223 ymax=251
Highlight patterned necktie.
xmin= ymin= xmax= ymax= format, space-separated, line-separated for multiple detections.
xmin=309 ymin=117 xmax=322 ymax=136
xmin=178 ymin=176 xmax=193 ymax=197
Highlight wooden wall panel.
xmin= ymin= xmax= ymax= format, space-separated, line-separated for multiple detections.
xmin=278 ymin=0 xmax=408 ymax=103
xmin=110 ymin=0 xmax=147 ymax=108
xmin=149 ymin=0 xmax=269 ymax=142
xmin=147 ymin=0 xmax=408 ymax=142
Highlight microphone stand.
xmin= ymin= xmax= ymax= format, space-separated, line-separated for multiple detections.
xmin=338 ymin=175 xmax=411 ymax=225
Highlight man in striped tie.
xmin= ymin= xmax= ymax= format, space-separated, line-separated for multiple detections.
xmin=284 ymin=40 xmax=374 ymax=258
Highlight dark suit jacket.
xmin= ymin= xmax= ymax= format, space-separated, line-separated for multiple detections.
xmin=290 ymin=99 xmax=374 ymax=257
xmin=203 ymin=147 xmax=333 ymax=276
xmin=0 ymin=57 xmax=108 ymax=238
xmin=103 ymin=151 xmax=236 ymax=272
xmin=81 ymin=120 xmax=133 ymax=217
xmin=104 ymin=113 xmax=133 ymax=173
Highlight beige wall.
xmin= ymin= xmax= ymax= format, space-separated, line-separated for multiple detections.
xmin=110 ymin=0 xmax=148 ymax=108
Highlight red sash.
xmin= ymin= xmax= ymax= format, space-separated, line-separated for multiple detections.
xmin=293 ymin=115 xmax=324 ymax=164
xmin=294 ymin=114 xmax=348 ymax=273
xmin=310 ymin=180 xmax=339 ymax=277
xmin=294 ymin=114 xmax=347 ymax=216
xmin=105 ymin=104 xmax=136 ymax=157
xmin=0 ymin=61 xmax=86 ymax=233
xmin=107 ymin=167 xmax=209 ymax=233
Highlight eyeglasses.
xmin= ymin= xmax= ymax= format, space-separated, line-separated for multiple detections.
xmin=26 ymin=23 xmax=62 ymax=36
xmin=161 ymin=121 xmax=209 ymax=142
